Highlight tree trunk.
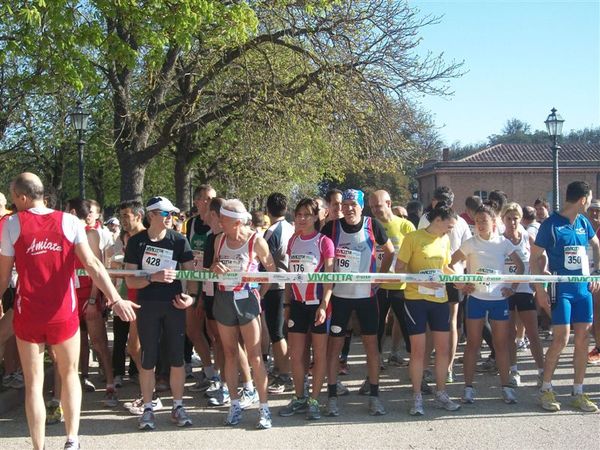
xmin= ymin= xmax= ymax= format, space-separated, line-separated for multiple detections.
xmin=119 ymin=156 xmax=147 ymax=202
xmin=91 ymin=166 xmax=105 ymax=206
xmin=174 ymin=134 xmax=194 ymax=211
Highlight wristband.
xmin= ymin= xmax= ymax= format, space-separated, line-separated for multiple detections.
xmin=145 ymin=273 xmax=152 ymax=283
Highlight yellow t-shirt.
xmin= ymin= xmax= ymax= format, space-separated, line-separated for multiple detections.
xmin=397 ymin=229 xmax=451 ymax=303
xmin=379 ymin=216 xmax=416 ymax=290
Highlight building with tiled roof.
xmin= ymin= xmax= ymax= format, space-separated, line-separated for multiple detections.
xmin=416 ymin=143 xmax=600 ymax=207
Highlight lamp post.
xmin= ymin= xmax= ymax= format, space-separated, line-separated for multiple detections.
xmin=68 ymin=101 xmax=91 ymax=199
xmin=544 ymin=107 xmax=564 ymax=212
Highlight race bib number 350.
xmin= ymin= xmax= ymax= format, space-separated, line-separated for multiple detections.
xmin=564 ymin=246 xmax=589 ymax=275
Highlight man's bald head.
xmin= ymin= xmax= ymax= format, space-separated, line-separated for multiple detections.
xmin=368 ymin=190 xmax=393 ymax=222
xmin=12 ymin=172 xmax=44 ymax=201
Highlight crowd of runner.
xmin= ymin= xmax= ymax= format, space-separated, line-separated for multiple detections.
xmin=0 ymin=173 xmax=599 ymax=450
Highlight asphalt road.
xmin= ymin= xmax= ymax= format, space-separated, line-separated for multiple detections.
xmin=2 ymin=335 xmax=599 ymax=450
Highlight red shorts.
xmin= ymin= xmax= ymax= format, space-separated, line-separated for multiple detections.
xmin=14 ymin=313 xmax=79 ymax=345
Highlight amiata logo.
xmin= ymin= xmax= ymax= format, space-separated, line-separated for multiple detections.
xmin=26 ymin=238 xmax=63 ymax=255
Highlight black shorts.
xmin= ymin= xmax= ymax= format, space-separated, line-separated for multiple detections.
xmin=404 ymin=299 xmax=450 ymax=336
xmin=214 ymin=289 xmax=261 ymax=327
xmin=137 ymin=301 xmax=186 ymax=370
xmin=446 ymin=284 xmax=460 ymax=304
xmin=329 ymin=296 xmax=378 ymax=337
xmin=203 ymin=294 xmax=215 ymax=321
xmin=288 ymin=301 xmax=328 ymax=335
xmin=508 ymin=292 xmax=536 ymax=312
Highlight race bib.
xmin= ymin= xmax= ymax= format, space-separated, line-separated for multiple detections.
xmin=220 ymin=256 xmax=244 ymax=288
xmin=335 ymin=248 xmax=361 ymax=273
xmin=190 ymin=233 xmax=206 ymax=268
xmin=375 ymin=248 xmax=396 ymax=272
xmin=192 ymin=250 xmax=204 ymax=269
xmin=417 ymin=269 xmax=445 ymax=298
xmin=504 ymin=255 xmax=517 ymax=274
xmin=142 ymin=245 xmax=177 ymax=273
xmin=475 ymin=268 xmax=499 ymax=293
xmin=289 ymin=254 xmax=317 ymax=273
xmin=564 ymin=245 xmax=589 ymax=275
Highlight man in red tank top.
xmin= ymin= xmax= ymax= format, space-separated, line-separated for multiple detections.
xmin=0 ymin=173 xmax=139 ymax=450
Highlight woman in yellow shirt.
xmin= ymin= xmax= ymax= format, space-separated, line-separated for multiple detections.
xmin=396 ymin=202 xmax=461 ymax=416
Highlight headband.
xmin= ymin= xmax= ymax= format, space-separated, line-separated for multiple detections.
xmin=220 ymin=207 xmax=251 ymax=221
xmin=342 ymin=189 xmax=365 ymax=208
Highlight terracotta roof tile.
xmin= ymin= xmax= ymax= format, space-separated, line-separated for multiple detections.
xmin=459 ymin=143 xmax=600 ymax=163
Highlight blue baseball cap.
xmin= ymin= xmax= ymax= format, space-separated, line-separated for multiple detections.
xmin=342 ymin=189 xmax=365 ymax=208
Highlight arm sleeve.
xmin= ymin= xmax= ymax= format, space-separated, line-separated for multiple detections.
xmin=397 ymin=234 xmax=413 ymax=264
xmin=320 ymin=236 xmax=335 ymax=259
xmin=372 ymin=219 xmax=389 ymax=245
xmin=400 ymin=219 xmax=416 ymax=235
xmin=0 ymin=216 xmax=19 ymax=256
xmin=266 ymin=227 xmax=281 ymax=257
xmin=534 ymin=220 xmax=552 ymax=250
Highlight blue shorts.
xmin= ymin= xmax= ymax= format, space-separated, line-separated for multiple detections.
xmin=551 ymin=295 xmax=593 ymax=325
xmin=466 ymin=296 xmax=509 ymax=321
xmin=403 ymin=300 xmax=449 ymax=336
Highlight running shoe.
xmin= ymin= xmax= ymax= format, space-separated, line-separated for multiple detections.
xmin=368 ymin=396 xmax=387 ymax=416
xmin=239 ymin=388 xmax=259 ymax=410
xmin=536 ymin=373 xmax=544 ymax=388
xmin=587 ymin=347 xmax=600 ymax=365
xmin=104 ymin=387 xmax=119 ymax=407
xmin=358 ymin=378 xmax=370 ymax=396
xmin=326 ymin=397 xmax=339 ymax=417
xmin=462 ymin=387 xmax=476 ymax=404
xmin=46 ymin=401 xmax=63 ymax=425
xmin=409 ymin=393 xmax=424 ymax=416
xmin=63 ymin=439 xmax=80 ymax=449
xmin=189 ymin=371 xmax=212 ymax=392
xmin=191 ymin=352 xmax=203 ymax=367
xmin=303 ymin=375 xmax=310 ymax=398
xmin=81 ymin=377 xmax=96 ymax=393
xmin=205 ymin=377 xmax=221 ymax=397
xmin=336 ymin=380 xmax=350 ymax=396
xmin=185 ymin=363 xmax=194 ymax=379
xmin=435 ymin=390 xmax=461 ymax=411
xmin=387 ymin=352 xmax=409 ymax=367
xmin=114 ymin=375 xmax=124 ymax=389
xmin=2 ymin=371 xmax=24 ymax=389
xmin=224 ymin=403 xmax=242 ymax=426
xmin=338 ymin=360 xmax=350 ymax=375
xmin=516 ymin=339 xmax=528 ymax=353
xmin=539 ymin=390 xmax=560 ymax=412
xmin=502 ymin=386 xmax=518 ymax=404
xmin=128 ymin=397 xmax=163 ymax=415
xmin=571 ymin=393 xmax=598 ymax=412
xmin=476 ymin=357 xmax=497 ymax=373
xmin=208 ymin=387 xmax=230 ymax=406
xmin=138 ymin=408 xmax=156 ymax=431
xmin=268 ymin=375 xmax=293 ymax=394
xmin=279 ymin=395 xmax=308 ymax=417
xmin=256 ymin=407 xmax=273 ymax=429
xmin=508 ymin=370 xmax=521 ymax=388
xmin=379 ymin=355 xmax=386 ymax=371
xmin=423 ymin=368 xmax=434 ymax=383
xmin=446 ymin=370 xmax=455 ymax=384
xmin=306 ymin=398 xmax=321 ymax=420
xmin=421 ymin=379 xmax=433 ymax=395
xmin=171 ymin=405 xmax=193 ymax=427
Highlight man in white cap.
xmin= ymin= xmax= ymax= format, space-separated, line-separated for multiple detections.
xmin=124 ymin=196 xmax=198 ymax=430
xmin=586 ymin=199 xmax=600 ymax=365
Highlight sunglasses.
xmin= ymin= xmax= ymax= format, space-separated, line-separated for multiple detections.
xmin=156 ymin=210 xmax=175 ymax=217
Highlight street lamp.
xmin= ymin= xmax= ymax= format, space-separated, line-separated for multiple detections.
xmin=544 ymin=107 xmax=564 ymax=212
xmin=68 ymin=101 xmax=91 ymax=198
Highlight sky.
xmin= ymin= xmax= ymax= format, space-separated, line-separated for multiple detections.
xmin=411 ymin=0 xmax=600 ymax=146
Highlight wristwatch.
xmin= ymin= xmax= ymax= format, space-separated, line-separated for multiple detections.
xmin=88 ymin=297 xmax=96 ymax=306
xmin=145 ymin=273 xmax=152 ymax=283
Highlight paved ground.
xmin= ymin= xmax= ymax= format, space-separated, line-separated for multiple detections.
xmin=2 ymin=334 xmax=600 ymax=450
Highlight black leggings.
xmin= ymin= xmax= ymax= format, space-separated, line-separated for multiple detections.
xmin=376 ymin=289 xmax=411 ymax=354
xmin=264 ymin=289 xmax=286 ymax=343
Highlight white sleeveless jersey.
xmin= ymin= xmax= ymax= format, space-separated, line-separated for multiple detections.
xmin=217 ymin=233 xmax=259 ymax=293
xmin=504 ymin=230 xmax=533 ymax=294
